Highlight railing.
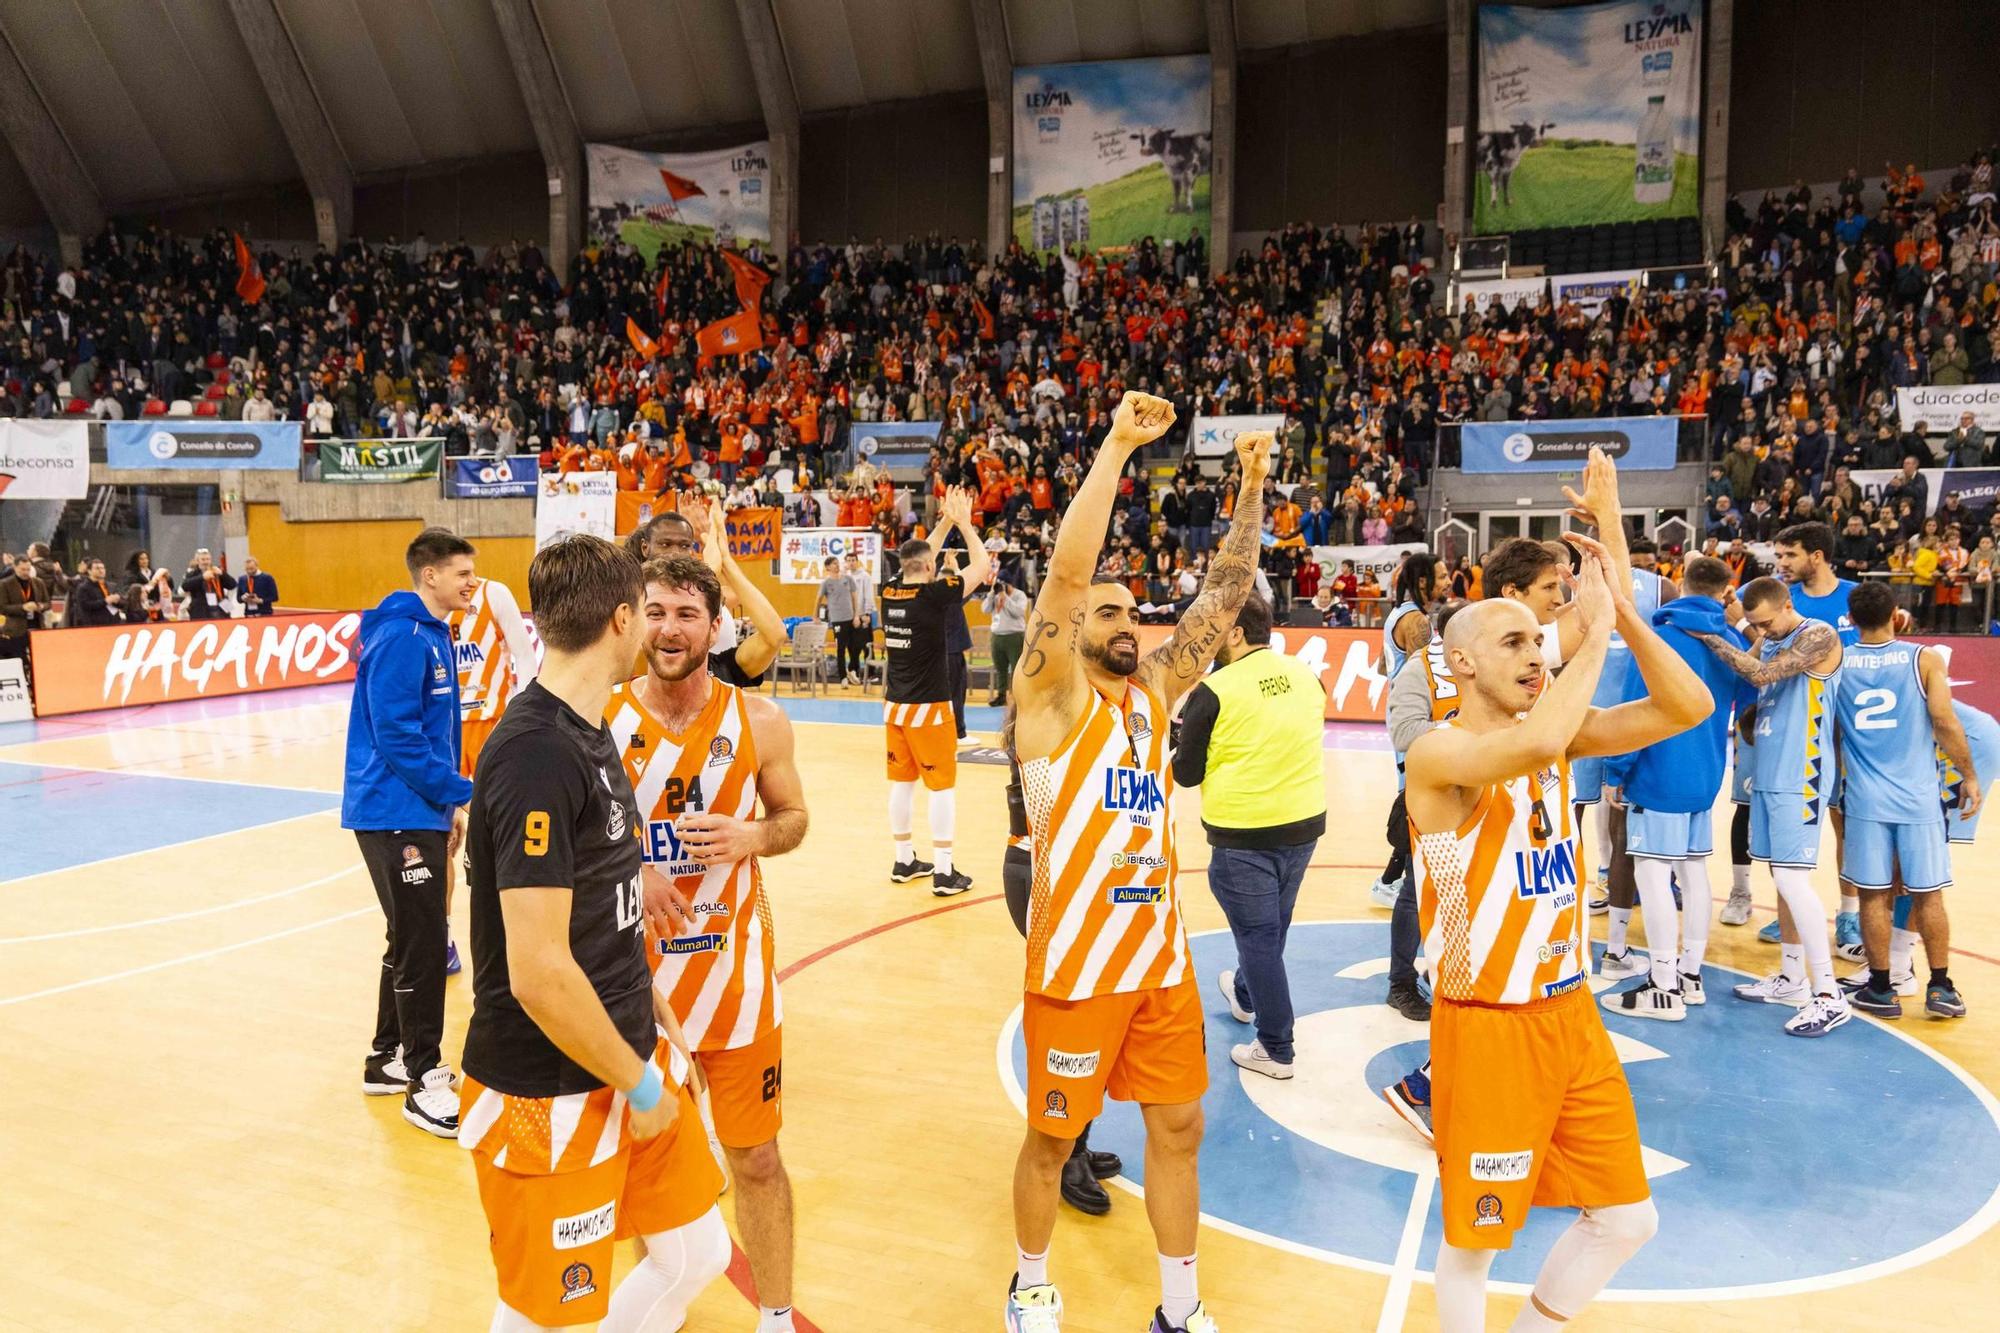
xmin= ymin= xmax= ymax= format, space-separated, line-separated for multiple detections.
xmin=1857 ymin=569 xmax=1997 ymax=635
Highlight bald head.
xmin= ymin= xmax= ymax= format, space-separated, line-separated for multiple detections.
xmin=1442 ymin=597 xmax=1547 ymax=718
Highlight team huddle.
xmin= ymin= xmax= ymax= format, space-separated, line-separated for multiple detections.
xmin=345 ymin=390 xmax=1988 ymax=1332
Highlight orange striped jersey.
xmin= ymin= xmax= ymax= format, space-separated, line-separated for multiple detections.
xmin=1021 ymin=682 xmax=1184 ymax=1000
xmin=1418 ymin=637 xmax=1463 ymax=723
xmin=1415 ymin=727 xmax=1585 ymax=1005
xmin=449 ymin=578 xmax=535 ymax=723
xmin=605 ymin=677 xmax=779 ymax=1052
xmin=458 ymin=1037 xmax=692 ymax=1175
xmin=884 ymin=700 xmax=954 ymax=729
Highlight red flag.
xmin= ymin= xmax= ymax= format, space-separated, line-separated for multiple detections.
xmin=233 ymin=232 xmax=266 ymax=305
xmin=721 ymin=250 xmax=771 ymax=312
xmin=659 ymin=169 xmax=706 ymax=202
xmin=695 ymin=310 xmax=763 ymax=359
xmin=654 ymin=265 xmax=672 ymax=318
xmin=973 ymin=296 xmax=995 ymax=341
xmin=625 ymin=317 xmax=658 ymax=361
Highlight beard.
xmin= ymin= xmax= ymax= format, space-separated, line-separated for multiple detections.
xmin=1082 ymin=633 xmax=1141 ymax=677
xmin=645 ymin=633 xmax=712 ymax=682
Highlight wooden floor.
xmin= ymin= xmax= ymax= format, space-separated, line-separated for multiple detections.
xmin=6 ymin=684 xmax=2000 ymax=1331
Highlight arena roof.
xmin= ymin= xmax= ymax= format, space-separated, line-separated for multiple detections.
xmin=0 ymin=0 xmax=1441 ymax=230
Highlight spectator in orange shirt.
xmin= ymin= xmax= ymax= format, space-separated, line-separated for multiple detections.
xmin=1270 ymin=492 xmax=1301 ymax=541
xmin=718 ymin=420 xmax=744 ymax=485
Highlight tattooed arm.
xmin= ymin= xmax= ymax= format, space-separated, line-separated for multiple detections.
xmin=1136 ymin=431 xmax=1275 ymax=709
xmin=1692 ymin=620 xmax=1842 ymax=686
xmin=1013 ymin=392 xmax=1177 ymax=754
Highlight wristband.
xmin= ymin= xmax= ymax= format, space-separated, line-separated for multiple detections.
xmin=627 ymin=1061 xmax=664 ymax=1114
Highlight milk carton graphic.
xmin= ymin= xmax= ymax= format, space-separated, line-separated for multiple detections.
xmin=1634 ymin=93 xmax=1673 ymax=205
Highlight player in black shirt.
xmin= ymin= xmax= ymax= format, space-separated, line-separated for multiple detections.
xmin=460 ymin=534 xmax=728 ymax=1330
xmin=879 ymin=486 xmax=988 ymax=893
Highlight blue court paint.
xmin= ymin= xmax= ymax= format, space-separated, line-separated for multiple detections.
xmin=0 ymin=762 xmax=338 ymax=880
xmin=1004 ymin=920 xmax=2000 ymax=1298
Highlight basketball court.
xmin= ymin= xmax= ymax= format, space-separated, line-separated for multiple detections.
xmin=7 ymin=681 xmax=2000 ymax=1330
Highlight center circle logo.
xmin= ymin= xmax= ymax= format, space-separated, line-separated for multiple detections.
xmin=1502 ymin=432 xmax=1535 ymax=463
xmin=999 ymin=920 xmax=2000 ymax=1298
xmin=148 ymin=430 xmax=179 ymax=461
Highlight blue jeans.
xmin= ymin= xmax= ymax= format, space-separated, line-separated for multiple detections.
xmin=1390 ymin=866 xmax=1421 ymax=987
xmin=1207 ymin=841 xmax=1316 ymax=1062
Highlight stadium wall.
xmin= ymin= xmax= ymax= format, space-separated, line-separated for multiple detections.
xmin=1233 ymin=29 xmax=1449 ymax=240
xmin=1728 ymin=0 xmax=2000 ymax=191
xmin=799 ymin=94 xmax=988 ymax=245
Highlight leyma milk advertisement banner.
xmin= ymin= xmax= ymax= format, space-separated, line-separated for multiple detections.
xmin=1474 ymin=0 xmax=1703 ymax=233
xmin=588 ymin=141 xmax=772 ymax=263
xmin=1013 ymin=56 xmax=1212 ymax=256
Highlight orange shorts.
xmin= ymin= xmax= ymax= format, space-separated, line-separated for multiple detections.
xmin=471 ymin=1083 xmax=722 ymax=1326
xmin=1023 ymin=978 xmax=1207 ymax=1140
xmin=885 ymin=709 xmax=957 ymax=789
xmin=461 ymin=715 xmax=500 ymax=779
xmin=1431 ymin=987 xmax=1649 ymax=1250
xmin=698 ymin=1025 xmax=783 ymax=1149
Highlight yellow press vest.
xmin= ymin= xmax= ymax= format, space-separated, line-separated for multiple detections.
xmin=1198 ymin=647 xmax=1328 ymax=834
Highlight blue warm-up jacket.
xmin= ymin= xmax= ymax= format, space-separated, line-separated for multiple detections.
xmin=341 ymin=590 xmax=474 ymax=832
xmin=1604 ymin=595 xmax=1756 ymax=813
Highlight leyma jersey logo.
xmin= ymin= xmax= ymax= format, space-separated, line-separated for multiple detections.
xmin=1002 ymin=921 xmax=2000 ymax=1298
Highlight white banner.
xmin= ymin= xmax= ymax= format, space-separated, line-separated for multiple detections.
xmin=1552 ymin=268 xmax=1644 ymax=314
xmin=1456 ymin=275 xmax=1549 ymax=313
xmin=534 ymin=471 xmax=618 ymax=549
xmin=587 ymin=140 xmax=772 ymax=263
xmin=1897 ymin=385 xmax=2000 ymax=434
xmin=0 ymin=420 xmax=89 ymax=499
xmin=0 ymin=657 xmax=29 ymax=722
xmin=1475 ymin=0 xmax=1703 ymax=232
xmin=1190 ymin=412 xmax=1285 ymax=459
xmin=779 ymin=528 xmax=883 ymax=585
xmin=1311 ymin=542 xmax=1430 ymax=585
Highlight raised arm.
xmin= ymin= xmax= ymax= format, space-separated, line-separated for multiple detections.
xmin=933 ymin=487 xmax=990 ymax=592
xmin=1570 ymin=538 xmax=1716 ymax=758
xmin=1692 ymin=621 xmax=1840 ymax=686
xmin=702 ymin=502 xmax=784 ymax=678
xmin=1921 ymin=646 xmax=1983 ymax=817
xmin=1136 ymin=429 xmax=1273 ymax=707
xmin=1014 ymin=391 xmax=1176 ymax=708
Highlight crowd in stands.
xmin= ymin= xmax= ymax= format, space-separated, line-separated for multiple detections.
xmin=3 ymin=145 xmax=1998 ymax=628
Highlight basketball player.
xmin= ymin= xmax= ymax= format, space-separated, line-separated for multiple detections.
xmin=880 ymin=486 xmax=988 ymax=894
xmin=609 ymin=555 xmax=810 ymax=1333
xmin=633 ymin=504 xmax=785 ymax=686
xmin=1372 ymin=551 xmax=1446 ymax=908
xmin=1692 ymin=576 xmax=1852 ymax=1036
xmin=1600 ymin=556 xmax=1754 ymax=1020
xmin=1005 ymin=394 xmax=1268 ymax=1333
xmin=1770 ymin=522 xmax=1864 ymax=959
xmin=1408 ymin=524 xmax=1710 ymax=1333
xmin=449 ymin=571 xmax=537 ymax=973
xmin=458 ymin=534 xmax=728 ymax=1331
xmin=1002 ymin=705 xmax=1124 ymax=1218
xmin=1833 ymin=582 xmax=1979 ymax=1021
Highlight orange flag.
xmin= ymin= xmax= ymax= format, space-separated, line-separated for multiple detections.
xmin=655 ymin=265 xmax=672 ymax=318
xmin=233 ymin=233 xmax=266 ymax=305
xmin=625 ymin=317 xmax=658 ymax=360
xmin=721 ymin=250 xmax=772 ymax=312
xmin=659 ymin=168 xmax=706 ymax=202
xmin=973 ymin=296 xmax=995 ymax=341
xmin=695 ymin=310 xmax=762 ymax=359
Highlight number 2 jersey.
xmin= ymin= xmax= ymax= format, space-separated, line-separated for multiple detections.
xmin=1414 ymin=728 xmax=1585 ymax=1005
xmin=606 ymin=677 xmax=779 ymax=1053
xmin=1835 ymin=639 xmax=1942 ymax=824
xmin=460 ymin=681 xmax=684 ymax=1172
xmin=1020 ymin=682 xmax=1186 ymax=1000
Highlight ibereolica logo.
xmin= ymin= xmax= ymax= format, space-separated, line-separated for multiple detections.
xmin=1503 ymin=428 xmax=1634 ymax=465
xmin=1001 ymin=921 xmax=2000 ymax=1299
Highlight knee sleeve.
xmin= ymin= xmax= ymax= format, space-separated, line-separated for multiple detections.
xmin=489 ymin=1302 xmax=553 ymax=1333
xmin=1528 ymin=1199 xmax=1657 ymax=1322
xmin=602 ymin=1207 xmax=733 ymax=1333
xmin=888 ymin=780 xmax=916 ymax=836
xmin=1434 ymin=1243 xmax=1497 ymax=1333
xmin=1585 ymin=1197 xmax=1659 ymax=1250
xmin=929 ymin=786 xmax=956 ymax=843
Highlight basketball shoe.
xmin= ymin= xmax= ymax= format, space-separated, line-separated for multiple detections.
xmin=1005 ymin=1276 xmax=1063 ymax=1332
xmin=1784 ymin=993 xmax=1852 ymax=1037
xmin=362 ymin=1046 xmax=408 ymax=1095
xmin=1733 ymin=972 xmax=1809 ymax=1006
xmin=403 ymin=1066 xmax=460 ymax=1138
xmin=889 ymin=857 xmax=934 ymax=883
xmin=1601 ymin=978 xmax=1685 ymax=1021
xmin=1382 ymin=1065 xmax=1433 ymax=1144
xmin=1148 ymin=1302 xmax=1219 ymax=1332
xmin=1834 ymin=910 xmax=1865 ymax=963
xmin=1719 ymin=883 xmax=1753 ymax=926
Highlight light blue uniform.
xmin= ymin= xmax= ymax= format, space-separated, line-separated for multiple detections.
xmin=1382 ymin=600 xmax=1426 ymax=680
xmin=1749 ymin=621 xmax=1840 ymax=869
xmin=1945 ymin=702 xmax=2000 ymax=844
xmin=1730 ymin=728 xmax=1754 ymax=805
xmin=1788 ymin=578 xmax=1858 ymax=810
xmin=1574 ymin=568 xmax=1668 ymax=805
xmin=1835 ymin=640 xmax=1951 ymax=891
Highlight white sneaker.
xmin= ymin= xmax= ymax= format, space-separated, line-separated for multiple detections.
xmin=1839 ymin=968 xmax=1919 ymax=997
xmin=1732 ymin=972 xmax=1810 ymax=1006
xmin=1601 ymin=978 xmax=1686 ymax=1021
xmin=1598 ymin=949 xmax=1647 ymax=980
xmin=362 ymin=1045 xmax=408 ymax=1095
xmin=402 ymin=1065 xmax=460 ymax=1138
xmin=1005 ymin=1279 xmax=1063 ymax=1333
xmin=1369 ymin=877 xmax=1400 ymax=909
xmin=1719 ymin=883 xmax=1753 ymax=926
xmin=1230 ymin=1040 xmax=1294 ymax=1080
xmin=1784 ymin=992 xmax=1853 ymax=1037
xmin=1680 ymin=972 xmax=1706 ymax=1006
xmin=1217 ymin=969 xmax=1254 ymax=1023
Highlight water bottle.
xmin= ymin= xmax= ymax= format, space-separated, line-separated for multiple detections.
xmin=1634 ymin=95 xmax=1674 ymax=204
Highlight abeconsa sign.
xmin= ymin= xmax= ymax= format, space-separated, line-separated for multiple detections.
xmin=29 ymin=610 xmax=361 ymax=716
